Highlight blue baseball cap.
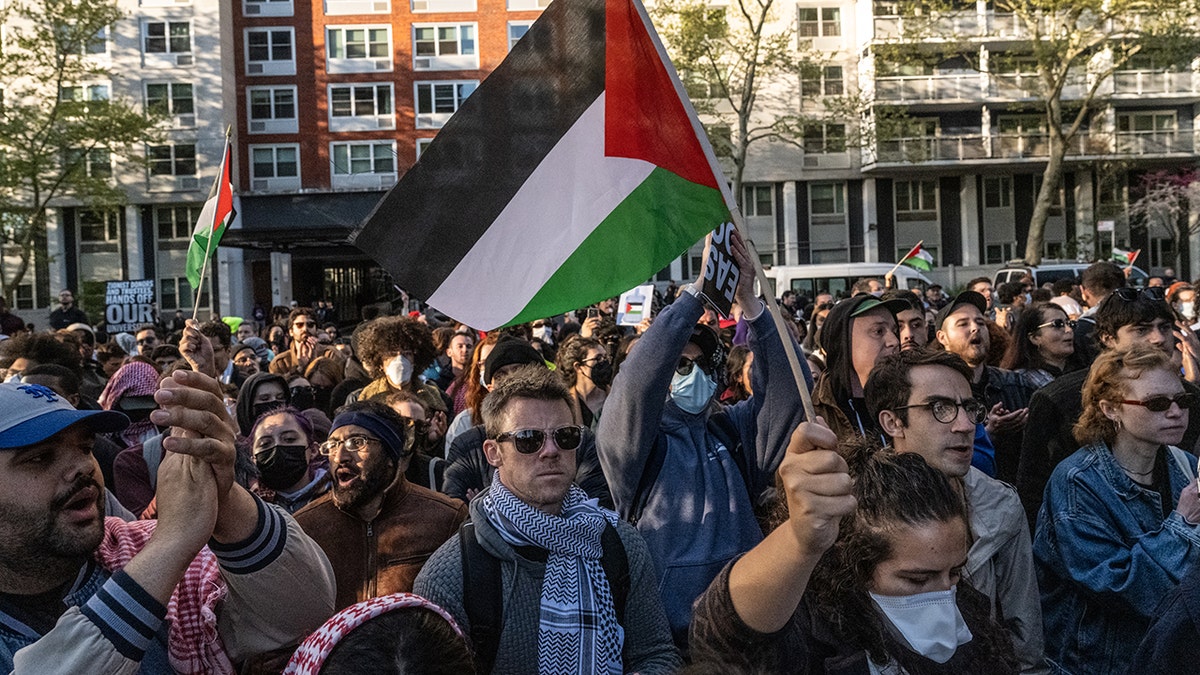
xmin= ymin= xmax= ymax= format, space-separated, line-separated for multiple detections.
xmin=0 ymin=383 xmax=129 ymax=450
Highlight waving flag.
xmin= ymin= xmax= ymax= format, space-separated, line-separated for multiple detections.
xmin=1111 ymin=247 xmax=1140 ymax=267
xmin=898 ymin=241 xmax=934 ymax=271
xmin=352 ymin=0 xmax=732 ymax=330
xmin=187 ymin=135 xmax=235 ymax=291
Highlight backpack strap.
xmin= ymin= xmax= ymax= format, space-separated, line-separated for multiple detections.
xmin=1168 ymin=445 xmax=1197 ymax=482
xmin=461 ymin=521 xmax=632 ymax=672
xmin=627 ymin=433 xmax=667 ymax=526
xmin=460 ymin=522 xmax=504 ymax=675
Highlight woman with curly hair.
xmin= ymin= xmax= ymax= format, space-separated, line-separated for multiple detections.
xmin=555 ymin=334 xmax=611 ymax=428
xmin=690 ymin=422 xmax=1019 ymax=673
xmin=1034 ymin=343 xmax=1200 ymax=674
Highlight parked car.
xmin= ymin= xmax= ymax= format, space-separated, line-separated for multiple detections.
xmin=761 ymin=262 xmax=931 ymax=299
xmin=993 ymin=260 xmax=1148 ymax=289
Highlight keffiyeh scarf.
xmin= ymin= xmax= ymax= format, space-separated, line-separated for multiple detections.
xmin=481 ymin=482 xmax=623 ymax=675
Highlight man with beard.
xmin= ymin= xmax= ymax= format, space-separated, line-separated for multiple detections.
xmin=295 ymin=400 xmax=467 ymax=611
xmin=0 ymin=368 xmax=335 ymax=671
xmin=880 ymin=289 xmax=928 ymax=352
xmin=48 ymin=289 xmax=88 ymax=331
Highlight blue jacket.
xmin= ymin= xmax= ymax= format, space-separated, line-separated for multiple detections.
xmin=596 ymin=292 xmax=809 ymax=645
xmin=1033 ymin=442 xmax=1200 ymax=674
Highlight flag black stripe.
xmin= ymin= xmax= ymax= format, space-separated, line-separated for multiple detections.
xmin=352 ymin=0 xmax=607 ymax=300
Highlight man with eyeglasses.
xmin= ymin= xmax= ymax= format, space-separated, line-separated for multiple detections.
xmin=866 ymin=348 xmax=1046 ymax=673
xmin=415 ymin=365 xmax=680 ymax=674
xmin=295 ymin=400 xmax=467 ymax=611
xmin=1018 ymin=283 xmax=1200 ymax=527
xmin=596 ymin=228 xmax=808 ymax=648
xmin=269 ymin=308 xmax=344 ymax=376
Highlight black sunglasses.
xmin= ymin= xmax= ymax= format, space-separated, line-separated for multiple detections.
xmin=1036 ymin=318 xmax=1076 ymax=331
xmin=1122 ymin=392 xmax=1198 ymax=412
xmin=494 ymin=426 xmax=584 ymax=454
xmin=1113 ymin=287 xmax=1167 ymax=302
xmin=676 ymin=357 xmax=711 ymax=377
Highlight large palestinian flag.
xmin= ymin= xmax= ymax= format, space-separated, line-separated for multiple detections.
xmin=352 ymin=0 xmax=732 ymax=330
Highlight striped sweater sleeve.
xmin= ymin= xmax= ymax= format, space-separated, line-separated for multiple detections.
xmin=206 ymin=494 xmax=289 ymax=574
xmin=78 ymin=570 xmax=166 ymax=662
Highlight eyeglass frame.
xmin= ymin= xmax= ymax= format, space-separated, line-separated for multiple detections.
xmin=493 ymin=425 xmax=585 ymax=455
xmin=1113 ymin=287 xmax=1167 ymax=302
xmin=1036 ymin=318 xmax=1076 ymax=331
xmin=317 ymin=434 xmax=380 ymax=457
xmin=891 ymin=397 xmax=988 ymax=425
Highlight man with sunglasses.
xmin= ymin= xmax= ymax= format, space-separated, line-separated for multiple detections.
xmin=867 ymin=348 xmax=1046 ymax=672
xmin=596 ymin=228 xmax=808 ymax=648
xmin=1017 ymin=284 xmax=1200 ymax=527
xmin=294 ymin=400 xmax=467 ymax=611
xmin=415 ymin=365 xmax=680 ymax=674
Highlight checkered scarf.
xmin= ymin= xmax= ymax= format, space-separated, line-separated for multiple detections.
xmin=98 ymin=361 xmax=161 ymax=447
xmin=96 ymin=518 xmax=233 ymax=674
xmin=283 ymin=593 xmax=463 ymax=674
xmin=480 ymin=481 xmax=623 ymax=675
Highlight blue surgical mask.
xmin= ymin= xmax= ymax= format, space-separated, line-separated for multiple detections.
xmin=670 ymin=367 xmax=717 ymax=414
xmin=868 ymin=586 xmax=973 ymax=664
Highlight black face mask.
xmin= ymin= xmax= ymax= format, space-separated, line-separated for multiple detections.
xmin=255 ymin=445 xmax=309 ymax=491
xmin=587 ymin=360 xmax=614 ymax=389
xmin=290 ymin=386 xmax=315 ymax=411
xmin=252 ymin=401 xmax=286 ymax=422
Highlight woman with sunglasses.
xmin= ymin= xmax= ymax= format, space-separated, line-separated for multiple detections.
xmin=1001 ymin=303 xmax=1081 ymax=390
xmin=1034 ymin=343 xmax=1200 ymax=674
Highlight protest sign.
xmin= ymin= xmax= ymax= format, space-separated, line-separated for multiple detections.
xmin=700 ymin=220 xmax=738 ymax=317
xmin=105 ymin=280 xmax=156 ymax=333
xmin=616 ymin=284 xmax=654 ymax=326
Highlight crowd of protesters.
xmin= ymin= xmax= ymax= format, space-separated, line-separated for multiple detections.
xmin=2 ymin=238 xmax=1200 ymax=673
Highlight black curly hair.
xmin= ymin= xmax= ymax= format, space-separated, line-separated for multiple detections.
xmin=355 ymin=316 xmax=438 ymax=379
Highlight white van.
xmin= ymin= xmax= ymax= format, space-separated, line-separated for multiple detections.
xmin=761 ymin=263 xmax=932 ymax=299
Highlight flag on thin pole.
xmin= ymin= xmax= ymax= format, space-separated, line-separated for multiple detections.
xmin=1112 ymin=247 xmax=1140 ymax=267
xmin=351 ymin=0 xmax=734 ymax=330
xmin=898 ymin=241 xmax=934 ymax=271
xmin=186 ymin=130 xmax=235 ymax=307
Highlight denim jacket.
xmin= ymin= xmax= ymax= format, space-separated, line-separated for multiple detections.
xmin=1033 ymin=442 xmax=1200 ymax=674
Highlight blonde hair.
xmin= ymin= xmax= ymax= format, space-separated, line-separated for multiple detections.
xmin=1074 ymin=343 xmax=1176 ymax=446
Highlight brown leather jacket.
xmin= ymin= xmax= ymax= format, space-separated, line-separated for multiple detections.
xmin=294 ymin=476 xmax=467 ymax=611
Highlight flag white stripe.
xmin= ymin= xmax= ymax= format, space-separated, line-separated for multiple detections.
xmin=426 ymin=92 xmax=654 ymax=328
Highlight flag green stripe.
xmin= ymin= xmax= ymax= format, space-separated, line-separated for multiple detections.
xmin=506 ymin=167 xmax=728 ymax=326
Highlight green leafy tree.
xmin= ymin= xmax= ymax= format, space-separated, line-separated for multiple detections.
xmin=0 ymin=0 xmax=160 ymax=302
xmin=651 ymin=0 xmax=815 ymax=204
xmin=874 ymin=0 xmax=1200 ymax=265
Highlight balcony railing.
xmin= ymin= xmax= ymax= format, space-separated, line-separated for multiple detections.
xmin=1113 ymin=70 xmax=1197 ymax=96
xmin=874 ymin=74 xmax=981 ymax=102
xmin=870 ymin=130 xmax=1195 ymax=165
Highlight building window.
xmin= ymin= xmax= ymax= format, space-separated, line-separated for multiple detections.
xmin=985 ymin=242 xmax=1015 ymax=264
xmin=160 ymin=276 xmax=208 ymax=311
xmin=801 ymin=65 xmax=843 ymax=97
xmin=324 ymin=0 xmax=389 ymax=14
xmin=59 ymin=84 xmax=109 ymax=115
xmin=802 ymin=123 xmax=846 ymax=153
xmin=743 ymin=185 xmax=773 ymax=217
xmin=326 ymin=26 xmax=392 ymax=73
xmin=416 ymin=138 xmax=433 ymax=159
xmin=251 ymin=145 xmax=299 ymax=180
xmin=983 ymin=176 xmax=1012 ymax=208
xmin=148 ymin=144 xmax=197 ymax=176
xmin=508 ymin=21 xmax=532 ymax=50
xmin=506 ymin=0 xmax=549 ymax=8
xmin=798 ymin=7 xmax=840 ymax=37
xmin=143 ymin=21 xmax=191 ymax=54
xmin=78 ymin=209 xmax=119 ymax=242
xmin=413 ymin=24 xmax=477 ymax=70
xmin=414 ymin=81 xmax=477 ymax=128
xmin=15 ymin=284 xmax=33 ymax=311
xmin=411 ymin=0 xmax=476 ymax=12
xmin=56 ymin=25 xmax=107 ymax=56
xmin=331 ymin=142 xmax=396 ymax=176
xmin=246 ymin=28 xmax=296 ymax=76
xmin=155 ymin=205 xmax=201 ymax=240
xmin=145 ymin=82 xmax=194 ymax=118
xmin=809 ymin=182 xmax=845 ymax=224
xmin=65 ymin=148 xmax=111 ymax=178
xmin=248 ymin=86 xmax=298 ymax=134
xmin=895 ymin=179 xmax=938 ymax=221
xmin=328 ymin=83 xmax=395 ymax=131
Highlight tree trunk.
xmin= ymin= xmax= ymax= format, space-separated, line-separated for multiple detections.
xmin=1024 ymin=137 xmax=1066 ymax=265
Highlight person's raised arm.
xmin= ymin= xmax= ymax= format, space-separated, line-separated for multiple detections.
xmin=727 ymin=419 xmax=855 ymax=633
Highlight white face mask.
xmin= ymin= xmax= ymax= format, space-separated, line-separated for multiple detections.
xmin=868 ymin=586 xmax=973 ymax=664
xmin=385 ymin=354 xmax=413 ymax=387
xmin=533 ymin=325 xmax=554 ymax=343
xmin=1180 ymin=301 xmax=1195 ymax=319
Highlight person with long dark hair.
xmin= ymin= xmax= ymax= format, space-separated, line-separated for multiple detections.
xmin=1001 ymin=303 xmax=1080 ymax=390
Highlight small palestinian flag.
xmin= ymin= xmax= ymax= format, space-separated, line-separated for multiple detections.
xmin=1112 ymin=247 xmax=1141 ymax=267
xmin=187 ymin=135 xmax=235 ymax=291
xmin=899 ymin=241 xmax=934 ymax=272
xmin=352 ymin=0 xmax=731 ymax=330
